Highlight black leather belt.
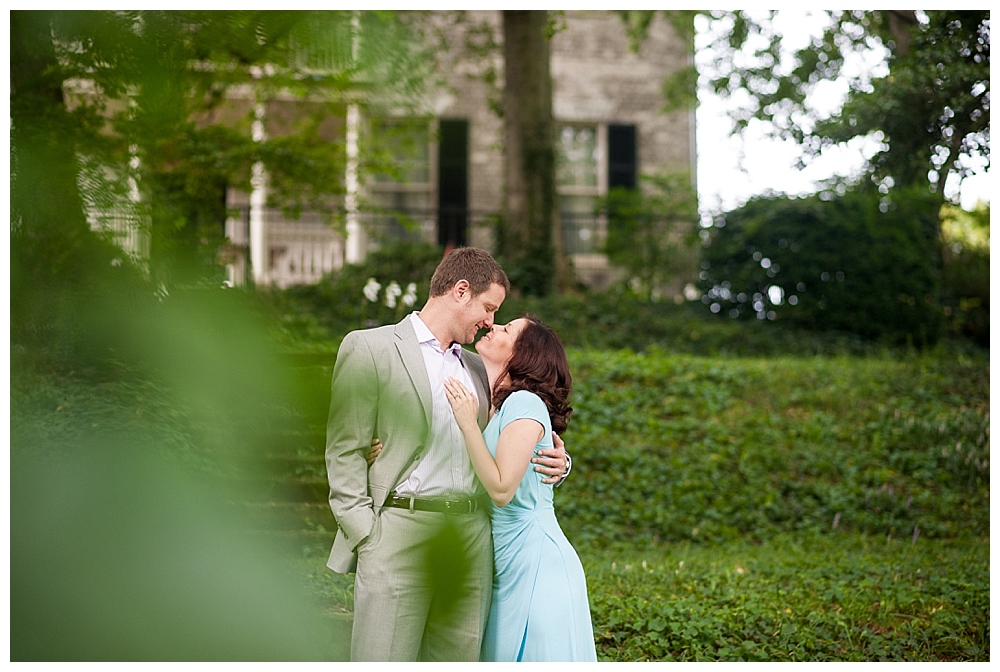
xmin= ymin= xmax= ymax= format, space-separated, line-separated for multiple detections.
xmin=385 ymin=495 xmax=488 ymax=514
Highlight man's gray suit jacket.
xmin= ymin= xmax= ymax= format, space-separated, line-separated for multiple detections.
xmin=325 ymin=316 xmax=490 ymax=573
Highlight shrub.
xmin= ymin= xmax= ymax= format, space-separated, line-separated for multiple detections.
xmin=599 ymin=172 xmax=700 ymax=300
xmin=497 ymin=290 xmax=883 ymax=357
xmin=700 ymin=187 xmax=944 ymax=345
xmin=555 ymin=350 xmax=989 ymax=546
xmin=939 ymin=202 xmax=989 ymax=346
xmin=267 ymin=239 xmax=444 ymax=349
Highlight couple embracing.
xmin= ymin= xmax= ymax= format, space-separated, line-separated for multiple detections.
xmin=325 ymin=247 xmax=597 ymax=662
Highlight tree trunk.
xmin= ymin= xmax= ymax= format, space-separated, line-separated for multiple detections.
xmin=885 ymin=10 xmax=919 ymax=56
xmin=501 ymin=10 xmax=571 ymax=295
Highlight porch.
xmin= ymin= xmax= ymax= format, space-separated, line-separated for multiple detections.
xmin=223 ymin=206 xmax=620 ymax=290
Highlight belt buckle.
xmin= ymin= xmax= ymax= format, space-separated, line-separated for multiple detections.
xmin=393 ymin=496 xmax=415 ymax=513
xmin=444 ymin=499 xmax=471 ymax=514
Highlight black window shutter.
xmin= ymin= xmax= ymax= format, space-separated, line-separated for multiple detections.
xmin=437 ymin=119 xmax=469 ymax=248
xmin=608 ymin=124 xmax=637 ymax=190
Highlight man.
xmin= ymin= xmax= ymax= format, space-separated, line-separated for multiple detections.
xmin=325 ymin=247 xmax=569 ymax=661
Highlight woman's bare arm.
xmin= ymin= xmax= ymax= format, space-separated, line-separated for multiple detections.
xmin=444 ymin=377 xmax=543 ymax=507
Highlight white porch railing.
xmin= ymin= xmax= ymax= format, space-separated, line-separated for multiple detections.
xmin=223 ymin=206 xmax=616 ymax=289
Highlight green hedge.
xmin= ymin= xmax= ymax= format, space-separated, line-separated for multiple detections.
xmin=556 ymin=349 xmax=988 ymax=546
xmin=267 ymin=260 xmax=986 ymax=360
xmin=700 ymin=188 xmax=945 ymax=345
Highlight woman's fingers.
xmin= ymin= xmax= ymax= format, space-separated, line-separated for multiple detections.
xmin=444 ymin=378 xmax=472 ymax=404
xmin=443 ymin=378 xmax=477 ymax=420
xmin=366 ymin=438 xmax=382 ymax=466
xmin=445 ymin=377 xmax=466 ymax=391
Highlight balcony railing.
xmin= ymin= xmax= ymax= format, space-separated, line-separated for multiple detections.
xmin=223 ymin=206 xmax=617 ymax=289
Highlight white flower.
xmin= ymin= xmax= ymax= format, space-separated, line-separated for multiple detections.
xmin=384 ymin=281 xmax=402 ymax=309
xmin=363 ymin=277 xmax=381 ymax=303
xmin=402 ymin=282 xmax=418 ymax=307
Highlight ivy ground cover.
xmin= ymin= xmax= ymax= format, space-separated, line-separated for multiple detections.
xmin=583 ymin=533 xmax=988 ymax=661
xmin=302 ymin=347 xmax=988 ymax=661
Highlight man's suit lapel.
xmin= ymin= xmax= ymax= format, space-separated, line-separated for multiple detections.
xmin=461 ymin=349 xmax=491 ymax=429
xmin=394 ymin=317 xmax=434 ymax=431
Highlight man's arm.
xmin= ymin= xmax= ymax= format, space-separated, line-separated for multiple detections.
xmin=326 ymin=331 xmax=379 ymax=550
xmin=531 ymin=432 xmax=571 ymax=485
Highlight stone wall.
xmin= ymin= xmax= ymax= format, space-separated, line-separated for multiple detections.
xmin=432 ymin=10 xmax=695 ymax=212
xmin=221 ymin=11 xmax=697 ymax=289
xmin=431 ymin=11 xmax=696 ymax=288
xmin=551 ymin=11 xmax=695 ymax=185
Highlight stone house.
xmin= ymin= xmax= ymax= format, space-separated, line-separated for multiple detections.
xmin=221 ymin=10 xmax=696 ymax=290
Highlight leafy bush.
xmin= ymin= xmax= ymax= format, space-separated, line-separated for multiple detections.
xmin=497 ymin=290 xmax=888 ymax=357
xmin=599 ymin=172 xmax=699 ymax=300
xmin=556 ymin=349 xmax=989 ymax=546
xmin=700 ymin=187 xmax=944 ymax=345
xmin=939 ymin=203 xmax=989 ymax=346
xmin=265 ymin=239 xmax=444 ymax=350
xmin=264 ymin=226 xmax=987 ymax=357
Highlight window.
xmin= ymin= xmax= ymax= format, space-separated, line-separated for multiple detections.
xmin=557 ymin=123 xmax=638 ymax=255
xmin=557 ymin=125 xmax=602 ymax=254
xmin=557 ymin=125 xmax=599 ymax=189
xmin=369 ymin=119 xmax=434 ymax=243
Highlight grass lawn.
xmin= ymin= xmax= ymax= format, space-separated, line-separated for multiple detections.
xmin=294 ymin=531 xmax=988 ymax=662
xmin=12 ymin=319 xmax=988 ymax=661
xmin=582 ymin=533 xmax=989 ymax=661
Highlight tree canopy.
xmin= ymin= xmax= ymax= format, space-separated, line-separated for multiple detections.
xmin=700 ymin=187 xmax=945 ymax=344
xmin=645 ymin=10 xmax=990 ymax=206
xmin=11 ymin=10 xmax=435 ymax=286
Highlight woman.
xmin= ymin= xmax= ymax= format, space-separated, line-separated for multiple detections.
xmin=443 ymin=314 xmax=597 ymax=662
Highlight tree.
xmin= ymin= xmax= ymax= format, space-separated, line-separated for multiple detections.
xmin=621 ymin=11 xmax=987 ymax=341
xmin=625 ymin=10 xmax=989 ymax=211
xmin=497 ymin=11 xmax=572 ymax=296
xmin=817 ymin=11 xmax=990 ymax=201
xmin=11 ymin=10 xmax=433 ymax=289
xmin=11 ymin=10 xmax=434 ymax=370
xmin=11 ymin=11 xmax=114 ymax=282
xmin=700 ymin=186 xmax=944 ymax=345
xmin=692 ymin=11 xmax=989 ymax=209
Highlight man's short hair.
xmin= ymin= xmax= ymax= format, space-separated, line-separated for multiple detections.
xmin=429 ymin=247 xmax=511 ymax=298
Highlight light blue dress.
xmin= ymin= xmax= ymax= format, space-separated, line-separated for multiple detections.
xmin=479 ymin=390 xmax=598 ymax=662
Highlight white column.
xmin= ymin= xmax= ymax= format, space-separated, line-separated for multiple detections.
xmin=345 ymin=102 xmax=362 ymax=264
xmin=126 ymin=142 xmax=150 ymax=266
xmin=250 ymin=102 xmax=268 ymax=285
xmin=344 ymin=11 xmax=363 ymax=264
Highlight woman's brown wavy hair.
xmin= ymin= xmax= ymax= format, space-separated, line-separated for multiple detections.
xmin=491 ymin=314 xmax=573 ymax=434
